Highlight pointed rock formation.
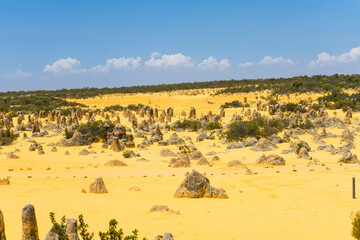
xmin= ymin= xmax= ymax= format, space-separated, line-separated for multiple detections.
xmin=89 ymin=177 xmax=108 ymax=194
xmin=22 ymin=204 xmax=39 ymax=240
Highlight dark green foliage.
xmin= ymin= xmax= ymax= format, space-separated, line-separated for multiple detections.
xmin=220 ymin=100 xmax=243 ymax=108
xmin=77 ymin=121 xmax=115 ymax=143
xmin=351 ymin=211 xmax=360 ymax=239
xmin=317 ymin=88 xmax=360 ymax=111
xmin=103 ymin=105 xmax=125 ymax=112
xmin=171 ymin=120 xmax=201 ymax=131
xmin=0 ymin=95 xmax=86 ymax=114
xmin=50 ymin=213 xmax=146 ymax=240
xmin=0 ymin=74 xmax=359 ymax=102
xmin=122 ymin=150 xmax=131 ymax=158
xmin=205 ymin=122 xmax=223 ymax=130
xmin=217 ymin=74 xmax=360 ymax=95
xmin=65 ymin=128 xmax=74 ymax=139
xmin=226 ymin=119 xmax=263 ymax=141
xmin=99 ymin=219 xmax=145 ymax=240
xmin=268 ymin=100 xmax=278 ymax=105
xmin=226 ymin=118 xmax=286 ymax=141
xmin=0 ymin=128 xmax=18 ymax=146
xmin=49 ymin=212 xmax=68 ymax=240
xmin=292 ymin=80 xmax=302 ymax=88
xmin=78 ymin=214 xmax=94 ymax=240
xmin=126 ymin=103 xmax=145 ymax=112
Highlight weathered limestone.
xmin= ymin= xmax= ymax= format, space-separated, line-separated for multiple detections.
xmin=22 ymin=204 xmax=39 ymax=240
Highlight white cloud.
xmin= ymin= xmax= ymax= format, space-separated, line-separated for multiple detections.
xmin=43 ymin=57 xmax=86 ymax=73
xmin=145 ymin=52 xmax=194 ymax=68
xmin=13 ymin=69 xmax=33 ymax=77
xmin=90 ymin=56 xmax=142 ymax=73
xmin=197 ymin=56 xmax=230 ymax=70
xmin=309 ymin=47 xmax=360 ymax=67
xmin=238 ymin=62 xmax=254 ymax=67
xmin=258 ymin=56 xmax=293 ymax=65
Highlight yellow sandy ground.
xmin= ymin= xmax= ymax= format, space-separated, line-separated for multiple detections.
xmin=1 ymin=90 xmax=360 ymax=239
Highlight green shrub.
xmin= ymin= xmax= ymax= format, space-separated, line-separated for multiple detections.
xmin=0 ymin=128 xmax=18 ymax=146
xmin=49 ymin=212 xmax=68 ymax=240
xmin=171 ymin=120 xmax=201 ymax=132
xmin=220 ymin=100 xmax=243 ymax=108
xmin=78 ymin=214 xmax=94 ymax=240
xmin=49 ymin=213 xmax=147 ymax=240
xmin=351 ymin=211 xmax=360 ymax=239
xmin=123 ymin=150 xmax=131 ymax=158
xmin=226 ymin=117 xmax=286 ymax=141
xmin=205 ymin=122 xmax=223 ymax=130
xmin=65 ymin=128 xmax=74 ymax=139
xmin=77 ymin=121 xmax=115 ymax=143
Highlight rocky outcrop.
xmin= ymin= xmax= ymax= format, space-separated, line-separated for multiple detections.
xmin=22 ymin=204 xmax=39 ymax=240
xmin=104 ymin=160 xmax=127 ymax=167
xmin=227 ymin=160 xmax=247 ymax=168
xmin=174 ymin=170 xmax=228 ymax=198
xmin=66 ymin=218 xmax=80 ymax=240
xmin=89 ymin=177 xmax=108 ymax=194
xmin=57 ymin=130 xmax=91 ymax=147
xmin=252 ymin=138 xmax=277 ymax=151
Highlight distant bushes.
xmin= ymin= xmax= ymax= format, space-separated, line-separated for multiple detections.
xmin=217 ymin=74 xmax=360 ymax=95
xmin=103 ymin=104 xmax=148 ymax=112
xmin=1 ymin=74 xmax=359 ymax=101
xmin=318 ymin=88 xmax=360 ymax=111
xmin=49 ymin=212 xmax=147 ymax=240
xmin=205 ymin=122 xmax=223 ymax=130
xmin=226 ymin=117 xmax=286 ymax=141
xmin=171 ymin=120 xmax=201 ymax=132
xmin=0 ymin=95 xmax=86 ymax=114
xmin=103 ymin=105 xmax=124 ymax=112
xmin=77 ymin=120 xmax=115 ymax=142
xmin=221 ymin=100 xmax=243 ymax=108
xmin=0 ymin=128 xmax=19 ymax=146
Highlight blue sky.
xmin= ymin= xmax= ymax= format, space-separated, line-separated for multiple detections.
xmin=1 ymin=0 xmax=360 ymax=91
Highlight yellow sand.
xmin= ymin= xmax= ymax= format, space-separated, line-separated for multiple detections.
xmin=0 ymin=90 xmax=359 ymax=239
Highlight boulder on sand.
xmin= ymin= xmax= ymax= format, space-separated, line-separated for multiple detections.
xmin=255 ymin=154 xmax=285 ymax=165
xmin=174 ymin=170 xmax=228 ymax=198
xmin=57 ymin=130 xmax=91 ymax=147
xmin=89 ymin=177 xmax=108 ymax=194
xmin=160 ymin=148 xmax=175 ymax=157
xmin=252 ymin=138 xmax=277 ymax=151
xmin=104 ymin=160 xmax=127 ymax=167
xmin=227 ymin=160 xmax=247 ymax=168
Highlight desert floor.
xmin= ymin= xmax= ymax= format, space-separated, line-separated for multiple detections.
xmin=1 ymin=90 xmax=360 ymax=240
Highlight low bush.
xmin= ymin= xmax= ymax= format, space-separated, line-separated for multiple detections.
xmin=77 ymin=121 xmax=115 ymax=143
xmin=0 ymin=128 xmax=18 ymax=146
xmin=171 ymin=120 xmax=201 ymax=132
xmin=226 ymin=117 xmax=286 ymax=141
xmin=49 ymin=213 xmax=147 ymax=240
xmin=221 ymin=100 xmax=243 ymax=108
xmin=205 ymin=122 xmax=223 ymax=130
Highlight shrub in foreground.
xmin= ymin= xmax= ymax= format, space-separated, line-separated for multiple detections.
xmin=49 ymin=212 xmax=147 ymax=240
